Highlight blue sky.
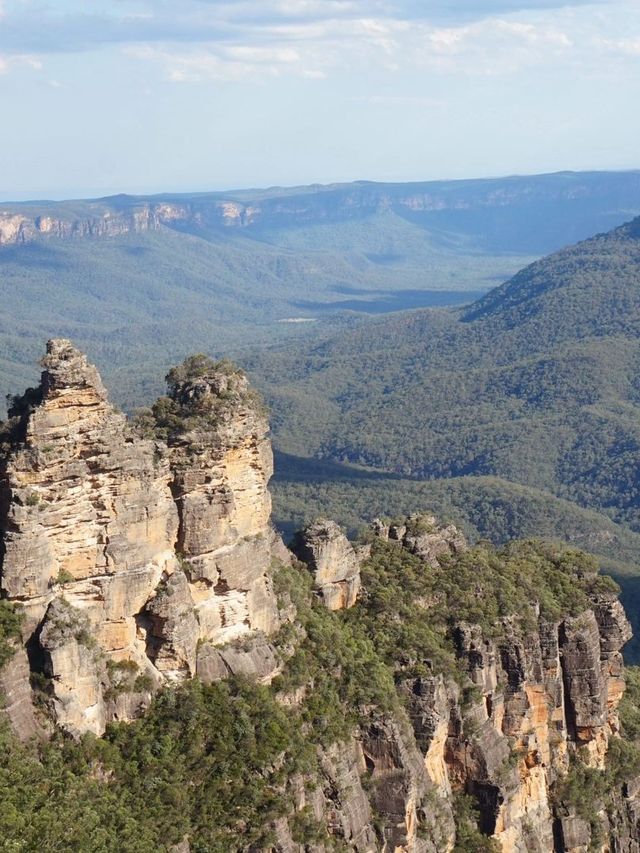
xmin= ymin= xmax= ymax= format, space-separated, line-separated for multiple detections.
xmin=0 ymin=0 xmax=638 ymax=199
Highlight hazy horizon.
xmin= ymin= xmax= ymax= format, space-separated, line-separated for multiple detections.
xmin=3 ymin=164 xmax=640 ymax=205
xmin=1 ymin=0 xmax=639 ymax=199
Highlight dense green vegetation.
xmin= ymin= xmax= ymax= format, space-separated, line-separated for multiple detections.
xmin=271 ymin=455 xmax=640 ymax=563
xmin=0 ymin=600 xmax=23 ymax=668
xmin=0 ymin=538 xmax=616 ymax=850
xmin=0 ymin=680 xmax=315 ymax=852
xmin=248 ymin=216 xmax=640 ymax=656
xmin=255 ymin=216 xmax=640 ymax=524
xmin=255 ymin=217 xmax=640 ymax=506
xmin=452 ymin=796 xmax=500 ymax=853
xmin=348 ymin=538 xmax=614 ymax=678
xmin=272 ymin=559 xmax=399 ymax=742
xmin=133 ymin=354 xmax=265 ymax=442
xmin=0 ymin=214 xmax=536 ymax=417
xmin=270 ymin=458 xmax=640 ymax=658
xmin=0 ymin=552 xmax=406 ymax=851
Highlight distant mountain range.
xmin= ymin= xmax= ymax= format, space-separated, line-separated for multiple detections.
xmin=1 ymin=169 xmax=639 ymax=411
xmin=3 ymin=170 xmax=640 ymax=254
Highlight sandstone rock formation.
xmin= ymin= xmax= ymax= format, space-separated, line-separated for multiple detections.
xmin=373 ymin=512 xmax=467 ymax=566
xmin=0 ymin=340 xmax=284 ymax=735
xmin=362 ymin=517 xmax=633 ymax=852
xmin=292 ymin=518 xmax=361 ymax=610
xmin=162 ymin=359 xmax=279 ymax=645
xmin=0 ymin=646 xmax=44 ymax=741
xmin=256 ymin=516 xmax=635 ymax=852
xmin=0 ymin=202 xmax=194 ymax=245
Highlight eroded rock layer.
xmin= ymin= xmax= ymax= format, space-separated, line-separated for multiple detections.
xmin=272 ymin=523 xmax=635 ymax=853
xmin=0 ymin=340 xmax=282 ymax=735
xmin=292 ymin=518 xmax=362 ymax=610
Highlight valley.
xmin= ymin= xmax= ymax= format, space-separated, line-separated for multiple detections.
xmin=2 ymin=170 xmax=639 ymax=411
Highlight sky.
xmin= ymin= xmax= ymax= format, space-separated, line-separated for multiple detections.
xmin=0 ymin=0 xmax=639 ymax=199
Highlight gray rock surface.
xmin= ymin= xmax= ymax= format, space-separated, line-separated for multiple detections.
xmin=293 ymin=518 xmax=361 ymax=610
xmin=373 ymin=512 xmax=467 ymax=567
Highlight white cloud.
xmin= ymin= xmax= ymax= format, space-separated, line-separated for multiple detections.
xmin=224 ymin=44 xmax=301 ymax=62
xmin=403 ymin=18 xmax=575 ymax=76
xmin=0 ymin=52 xmax=42 ymax=74
xmin=597 ymin=36 xmax=640 ymax=55
xmin=129 ymin=9 xmax=588 ymax=82
xmin=0 ymin=0 xmax=636 ymax=84
xmin=127 ymin=44 xmax=305 ymax=81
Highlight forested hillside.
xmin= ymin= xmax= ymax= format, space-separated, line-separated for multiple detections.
xmin=248 ymin=216 xmax=640 ymax=647
xmin=4 ymin=342 xmax=638 ymax=849
xmin=257 ymin=215 xmax=640 ymax=523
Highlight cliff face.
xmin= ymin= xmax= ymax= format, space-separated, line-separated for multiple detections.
xmin=413 ymin=598 xmax=631 ymax=852
xmin=3 ymin=171 xmax=639 ymax=247
xmin=276 ymin=523 xmax=634 ymax=853
xmin=0 ymin=190 xmax=482 ymax=246
xmin=0 ymin=203 xmax=194 ymax=245
xmin=0 ymin=340 xmax=282 ymax=735
xmin=292 ymin=518 xmax=363 ymax=610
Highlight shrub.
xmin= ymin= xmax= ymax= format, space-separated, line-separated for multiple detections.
xmin=54 ymin=568 xmax=75 ymax=586
xmin=452 ymin=795 xmax=500 ymax=852
xmin=0 ymin=601 xmax=24 ymax=668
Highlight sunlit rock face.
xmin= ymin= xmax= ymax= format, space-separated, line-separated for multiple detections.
xmin=370 ymin=518 xmax=632 ymax=853
xmin=0 ymin=340 xmax=283 ymax=735
xmin=292 ymin=518 xmax=362 ymax=610
xmin=163 ymin=361 xmax=279 ymax=647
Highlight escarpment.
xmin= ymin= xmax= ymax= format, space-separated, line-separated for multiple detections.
xmin=324 ymin=523 xmax=636 ymax=853
xmin=0 ymin=340 xmax=283 ymax=735
xmin=1 ymin=342 xmax=640 ymax=852
xmin=266 ymin=521 xmax=638 ymax=853
xmin=0 ymin=202 xmax=196 ymax=245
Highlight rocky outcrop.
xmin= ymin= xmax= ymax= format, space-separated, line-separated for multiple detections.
xmin=141 ymin=570 xmax=199 ymax=680
xmin=373 ymin=513 xmax=467 ymax=567
xmin=292 ymin=518 xmax=361 ymax=610
xmin=39 ymin=597 xmax=108 ymax=736
xmin=316 ymin=740 xmax=378 ymax=851
xmin=0 ymin=340 xmax=284 ymax=735
xmin=0 ymin=646 xmax=44 ymax=741
xmin=361 ymin=715 xmax=456 ymax=852
xmin=268 ymin=516 xmax=633 ymax=852
xmin=367 ymin=519 xmax=632 ymax=852
xmin=196 ymin=635 xmax=280 ymax=684
xmin=164 ymin=362 xmax=279 ymax=644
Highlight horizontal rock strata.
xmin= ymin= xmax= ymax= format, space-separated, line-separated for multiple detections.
xmin=0 ymin=340 xmax=284 ymax=735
